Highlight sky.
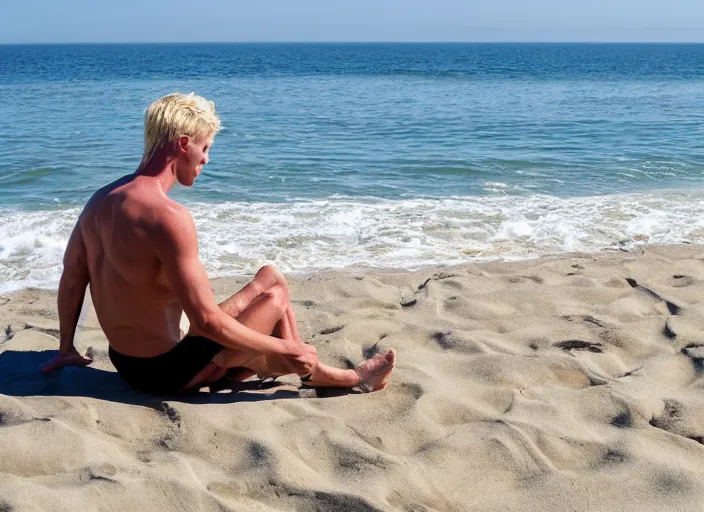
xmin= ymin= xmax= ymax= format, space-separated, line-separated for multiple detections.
xmin=1 ymin=0 xmax=703 ymax=44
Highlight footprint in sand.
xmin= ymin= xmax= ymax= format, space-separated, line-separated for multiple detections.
xmin=611 ymin=410 xmax=633 ymax=429
xmin=553 ymin=340 xmax=604 ymax=353
xmin=603 ymin=448 xmax=629 ymax=464
xmin=79 ymin=464 xmax=118 ymax=484
xmin=560 ymin=315 xmax=606 ymax=328
xmin=669 ymin=275 xmax=696 ymax=288
xmin=625 ymin=278 xmax=683 ymax=315
xmin=320 ymin=325 xmax=344 ymax=335
xmin=504 ymin=274 xmax=544 ymax=284
xmin=649 ymin=400 xmax=683 ymax=433
xmin=681 ymin=344 xmax=704 ymax=372
xmin=663 ymin=320 xmax=678 ymax=340
xmin=648 ymin=399 xmax=704 ymax=446
xmin=400 ymin=298 xmax=417 ymax=308
xmin=431 ymin=331 xmax=454 ymax=350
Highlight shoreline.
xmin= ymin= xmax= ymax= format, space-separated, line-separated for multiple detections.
xmin=5 ymin=187 xmax=704 ymax=294
xmin=2 ymin=242 xmax=702 ymax=296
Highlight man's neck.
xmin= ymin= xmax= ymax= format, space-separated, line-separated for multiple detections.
xmin=135 ymin=148 xmax=178 ymax=195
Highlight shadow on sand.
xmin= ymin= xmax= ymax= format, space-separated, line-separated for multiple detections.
xmin=0 ymin=350 xmax=352 ymax=409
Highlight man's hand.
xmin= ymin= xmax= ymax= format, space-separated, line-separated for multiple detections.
xmin=40 ymin=346 xmax=93 ymax=374
xmin=292 ymin=343 xmax=318 ymax=375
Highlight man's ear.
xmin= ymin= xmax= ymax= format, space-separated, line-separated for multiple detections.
xmin=177 ymin=135 xmax=190 ymax=154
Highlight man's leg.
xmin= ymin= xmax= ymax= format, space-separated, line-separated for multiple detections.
xmin=182 ymin=265 xmax=394 ymax=391
xmin=182 ymin=265 xmax=294 ymax=389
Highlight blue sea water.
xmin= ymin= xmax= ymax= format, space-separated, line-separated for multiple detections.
xmin=1 ymin=43 xmax=704 ymax=291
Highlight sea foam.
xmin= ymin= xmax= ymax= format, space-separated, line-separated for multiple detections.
xmin=1 ymin=190 xmax=703 ymax=292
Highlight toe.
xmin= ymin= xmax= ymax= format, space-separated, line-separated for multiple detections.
xmin=384 ymin=349 xmax=396 ymax=365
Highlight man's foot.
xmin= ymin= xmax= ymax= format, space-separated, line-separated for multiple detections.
xmin=40 ymin=347 xmax=93 ymax=374
xmin=354 ymin=350 xmax=396 ymax=392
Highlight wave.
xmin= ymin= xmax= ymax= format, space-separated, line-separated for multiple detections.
xmin=2 ymin=190 xmax=704 ymax=292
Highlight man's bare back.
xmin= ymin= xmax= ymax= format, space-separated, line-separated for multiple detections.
xmin=41 ymin=92 xmax=395 ymax=394
xmin=78 ymin=175 xmax=192 ymax=357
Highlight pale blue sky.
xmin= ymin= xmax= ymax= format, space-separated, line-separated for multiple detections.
xmin=2 ymin=0 xmax=703 ymax=44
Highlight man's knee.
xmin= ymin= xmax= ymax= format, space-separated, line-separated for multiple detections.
xmin=255 ymin=264 xmax=289 ymax=295
xmin=267 ymin=284 xmax=289 ymax=316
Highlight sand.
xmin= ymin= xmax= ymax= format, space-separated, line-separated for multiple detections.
xmin=2 ymin=244 xmax=704 ymax=511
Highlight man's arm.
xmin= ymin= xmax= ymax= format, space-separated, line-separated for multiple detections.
xmin=41 ymin=221 xmax=93 ymax=373
xmin=154 ymin=206 xmax=310 ymax=359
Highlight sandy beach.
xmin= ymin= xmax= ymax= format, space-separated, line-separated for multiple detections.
xmin=2 ymin=244 xmax=704 ymax=511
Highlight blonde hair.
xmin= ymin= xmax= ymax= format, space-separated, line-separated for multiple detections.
xmin=142 ymin=92 xmax=221 ymax=162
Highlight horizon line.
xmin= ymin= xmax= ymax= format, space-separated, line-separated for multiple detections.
xmin=3 ymin=40 xmax=704 ymax=46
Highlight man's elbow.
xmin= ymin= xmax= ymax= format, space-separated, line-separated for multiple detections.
xmin=190 ymin=310 xmax=222 ymax=339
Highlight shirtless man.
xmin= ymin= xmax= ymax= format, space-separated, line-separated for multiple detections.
xmin=40 ymin=92 xmax=395 ymax=395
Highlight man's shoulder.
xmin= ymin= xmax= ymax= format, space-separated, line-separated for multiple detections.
xmin=146 ymin=198 xmax=196 ymax=239
xmin=79 ymin=175 xmax=136 ymax=218
xmin=154 ymin=197 xmax=193 ymax=223
xmin=80 ymin=177 xmax=193 ymax=234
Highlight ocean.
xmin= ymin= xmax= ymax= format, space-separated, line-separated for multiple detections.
xmin=1 ymin=43 xmax=704 ymax=292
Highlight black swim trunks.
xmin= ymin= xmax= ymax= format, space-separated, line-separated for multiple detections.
xmin=109 ymin=336 xmax=224 ymax=395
